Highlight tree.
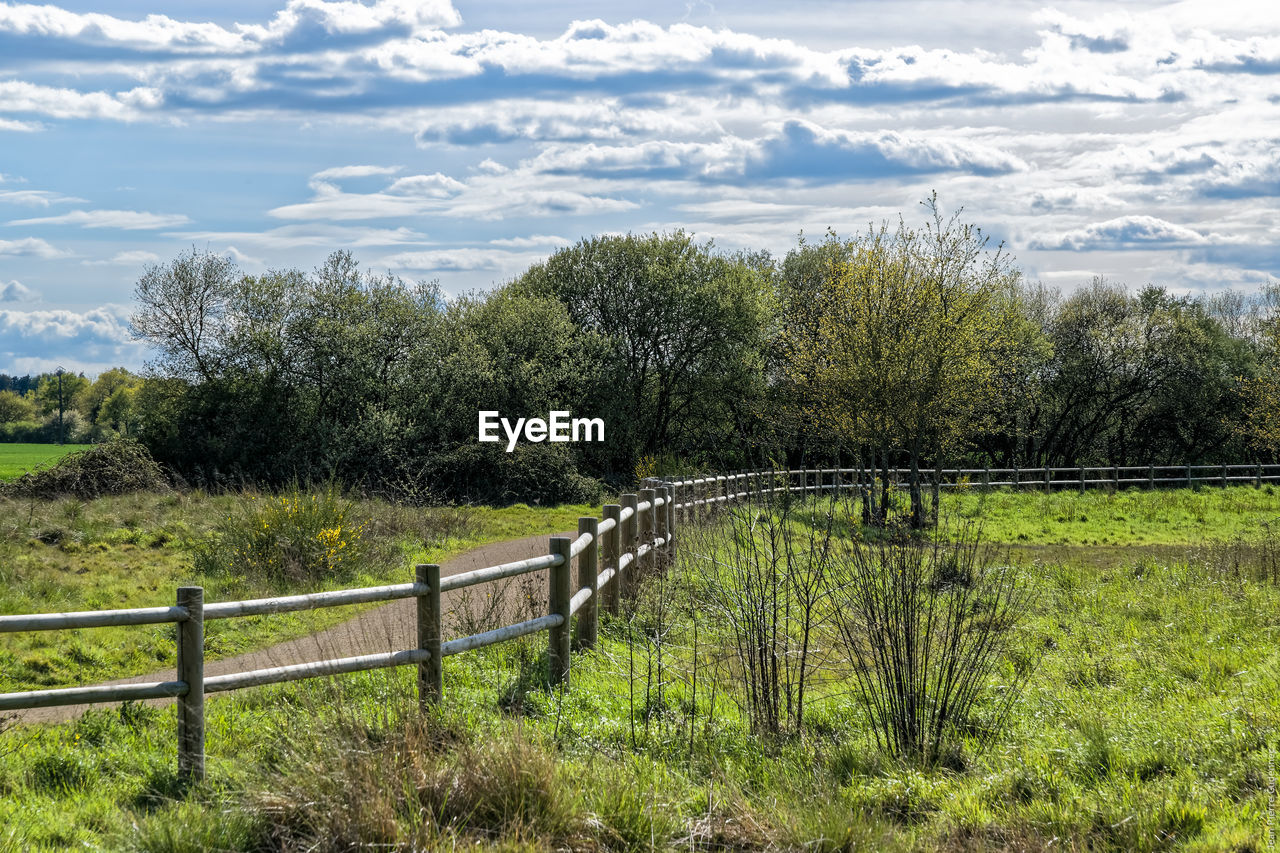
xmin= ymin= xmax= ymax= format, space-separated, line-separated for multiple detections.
xmin=514 ymin=231 xmax=773 ymax=475
xmin=787 ymin=196 xmax=1019 ymax=528
xmin=131 ymin=248 xmax=237 ymax=381
xmin=0 ymin=390 xmax=36 ymax=423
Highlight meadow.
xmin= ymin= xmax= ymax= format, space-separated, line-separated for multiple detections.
xmin=0 ymin=484 xmax=1277 ymax=851
xmin=0 ymin=444 xmax=92 ymax=481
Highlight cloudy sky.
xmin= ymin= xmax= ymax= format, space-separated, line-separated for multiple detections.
xmin=0 ymin=0 xmax=1278 ymax=373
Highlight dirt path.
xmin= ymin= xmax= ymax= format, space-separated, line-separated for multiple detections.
xmin=12 ymin=531 xmax=571 ymax=725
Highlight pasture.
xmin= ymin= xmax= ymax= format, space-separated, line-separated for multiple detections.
xmin=1 ymin=484 xmax=1277 ymax=851
xmin=0 ymin=443 xmax=92 ymax=481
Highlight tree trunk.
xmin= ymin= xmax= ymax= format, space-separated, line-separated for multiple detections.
xmin=909 ymin=444 xmax=923 ymax=530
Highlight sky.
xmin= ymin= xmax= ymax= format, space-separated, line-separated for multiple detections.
xmin=1 ymin=0 xmax=1278 ymax=374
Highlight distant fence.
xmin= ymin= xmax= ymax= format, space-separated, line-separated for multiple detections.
xmin=0 ymin=463 xmax=1273 ymax=783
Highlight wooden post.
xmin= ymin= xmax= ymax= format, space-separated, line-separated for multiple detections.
xmin=1113 ymin=466 xmax=1119 ymax=490
xmin=1148 ymin=465 xmax=1155 ymax=490
xmin=1079 ymin=465 xmax=1086 ymax=494
xmin=639 ymin=488 xmax=656 ymax=578
xmin=548 ymin=536 xmax=572 ymax=686
xmin=602 ymin=504 xmax=621 ymax=615
xmin=417 ymin=564 xmax=441 ymax=707
xmin=621 ymin=493 xmax=638 ymax=599
xmin=574 ymin=518 xmax=598 ymax=651
xmin=654 ymin=488 xmax=668 ymax=566
xmin=1221 ymin=463 xmax=1228 ymax=488
xmin=983 ymin=466 xmax=990 ymax=491
xmin=1013 ymin=465 xmax=1019 ymax=491
xmin=1187 ymin=464 xmax=1192 ymax=489
xmin=1043 ymin=466 xmax=1050 ymax=492
xmin=176 ymin=586 xmax=204 ymax=784
xmin=1257 ymin=463 xmax=1263 ymax=488
xmin=662 ymin=485 xmax=675 ymax=563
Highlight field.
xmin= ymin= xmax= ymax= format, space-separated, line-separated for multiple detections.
xmin=0 ymin=443 xmax=92 ymax=481
xmin=1 ymin=485 xmax=1278 ymax=851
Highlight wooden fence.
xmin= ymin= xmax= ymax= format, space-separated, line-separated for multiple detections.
xmin=0 ymin=462 xmax=1273 ymax=783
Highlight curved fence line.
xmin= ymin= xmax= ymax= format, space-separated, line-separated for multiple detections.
xmin=0 ymin=462 xmax=1270 ymax=782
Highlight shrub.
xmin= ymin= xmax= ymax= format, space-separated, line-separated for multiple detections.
xmin=825 ymin=522 xmax=1035 ymax=765
xmin=421 ymin=442 xmax=604 ymax=506
xmin=5 ymin=438 xmax=169 ymax=499
xmin=195 ymin=483 xmax=367 ymax=584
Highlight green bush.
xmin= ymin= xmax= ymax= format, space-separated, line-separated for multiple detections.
xmin=4 ymin=438 xmax=169 ymax=498
xmin=195 ymin=483 xmax=367 ymax=584
xmin=422 ymin=443 xmax=604 ymax=506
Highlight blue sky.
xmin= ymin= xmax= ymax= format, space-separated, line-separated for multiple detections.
xmin=0 ymin=0 xmax=1278 ymax=374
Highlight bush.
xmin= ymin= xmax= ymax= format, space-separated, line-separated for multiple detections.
xmin=825 ymin=522 xmax=1035 ymax=765
xmin=195 ymin=483 xmax=367 ymax=584
xmin=5 ymin=438 xmax=169 ymax=499
xmin=421 ymin=443 xmax=604 ymax=506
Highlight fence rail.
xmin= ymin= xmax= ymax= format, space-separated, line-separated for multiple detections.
xmin=0 ymin=460 xmax=1271 ymax=781
xmin=0 ymin=489 xmax=679 ymax=784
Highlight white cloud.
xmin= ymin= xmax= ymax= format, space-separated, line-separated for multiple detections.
xmin=381 ymin=248 xmax=507 ymax=271
xmin=386 ymin=173 xmax=466 ymax=197
xmin=7 ymin=209 xmax=191 ymax=229
xmin=81 ymin=250 xmax=162 ymax=266
xmin=1030 ymin=215 xmax=1217 ymax=251
xmin=489 ymin=235 xmax=572 ymax=248
xmin=0 ymin=280 xmax=36 ymax=302
xmin=311 ymin=164 xmax=403 ymax=180
xmin=0 ymin=237 xmax=64 ymax=258
xmin=0 ymin=189 xmax=86 ymax=207
xmin=0 ymin=304 xmax=143 ymax=373
xmin=0 ymin=117 xmax=41 ymax=132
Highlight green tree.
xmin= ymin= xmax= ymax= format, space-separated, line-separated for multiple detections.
xmin=514 ymin=230 xmax=773 ymax=475
xmin=786 ymin=197 xmax=1019 ymax=528
xmin=0 ymin=389 xmax=36 ymax=424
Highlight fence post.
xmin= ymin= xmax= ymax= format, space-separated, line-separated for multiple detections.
xmin=1013 ymin=465 xmax=1019 ymax=490
xmin=1079 ymin=465 xmax=1085 ymax=494
xmin=176 ymin=586 xmax=204 ymax=785
xmin=574 ymin=518 xmax=598 ymax=651
xmin=602 ymin=504 xmax=621 ymax=615
xmin=417 ymin=564 xmax=441 ymax=707
xmin=662 ymin=485 xmax=676 ymax=563
xmin=1113 ymin=466 xmax=1119 ymax=490
xmin=983 ymin=466 xmax=990 ymax=491
xmin=1187 ymin=463 xmax=1192 ymax=489
xmin=1148 ymin=465 xmax=1155 ymax=490
xmin=654 ymin=488 xmax=669 ymax=565
xmin=1043 ymin=466 xmax=1050 ymax=492
xmin=621 ymin=493 xmax=638 ymax=599
xmin=1257 ymin=463 xmax=1263 ymax=488
xmin=1221 ymin=463 xmax=1228 ymax=488
xmin=548 ymin=536 xmax=572 ymax=686
xmin=639 ymin=488 xmax=656 ymax=578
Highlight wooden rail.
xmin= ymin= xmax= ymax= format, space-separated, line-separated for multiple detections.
xmin=0 ymin=488 xmax=678 ymax=784
xmin=0 ymin=461 xmax=1270 ymax=781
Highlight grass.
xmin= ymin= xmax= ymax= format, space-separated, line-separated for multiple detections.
xmin=0 ymin=490 xmax=594 ymax=693
xmin=0 ymin=443 xmax=92 ymax=481
xmin=1 ymin=484 xmax=1278 ymax=850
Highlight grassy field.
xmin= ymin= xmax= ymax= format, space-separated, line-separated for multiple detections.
xmin=0 ymin=443 xmax=92 ymax=481
xmin=1 ymin=485 xmax=1278 ymax=850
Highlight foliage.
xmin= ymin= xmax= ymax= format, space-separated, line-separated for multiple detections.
xmin=687 ymin=492 xmax=836 ymax=736
xmin=195 ymin=483 xmax=367 ymax=584
xmin=515 ymin=230 xmax=774 ymax=476
xmin=421 ymin=442 xmax=605 ymax=506
xmin=826 ymin=523 xmax=1035 ymax=764
xmin=781 ymin=197 xmax=1021 ymax=527
xmin=4 ymin=438 xmax=168 ymax=499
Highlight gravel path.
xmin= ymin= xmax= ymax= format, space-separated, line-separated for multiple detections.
xmin=10 ymin=531 xmax=571 ymax=725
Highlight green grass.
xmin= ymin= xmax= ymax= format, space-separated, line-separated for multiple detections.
xmin=0 ymin=491 xmax=594 ymax=693
xmin=0 ymin=443 xmax=92 ymax=481
xmin=1 ymin=485 xmax=1278 ymax=850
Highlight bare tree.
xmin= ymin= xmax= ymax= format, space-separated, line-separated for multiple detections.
xmin=130 ymin=248 xmax=238 ymax=381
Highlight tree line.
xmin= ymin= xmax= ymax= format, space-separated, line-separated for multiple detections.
xmin=121 ymin=199 xmax=1279 ymax=511
xmin=0 ymin=368 xmax=139 ymax=444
